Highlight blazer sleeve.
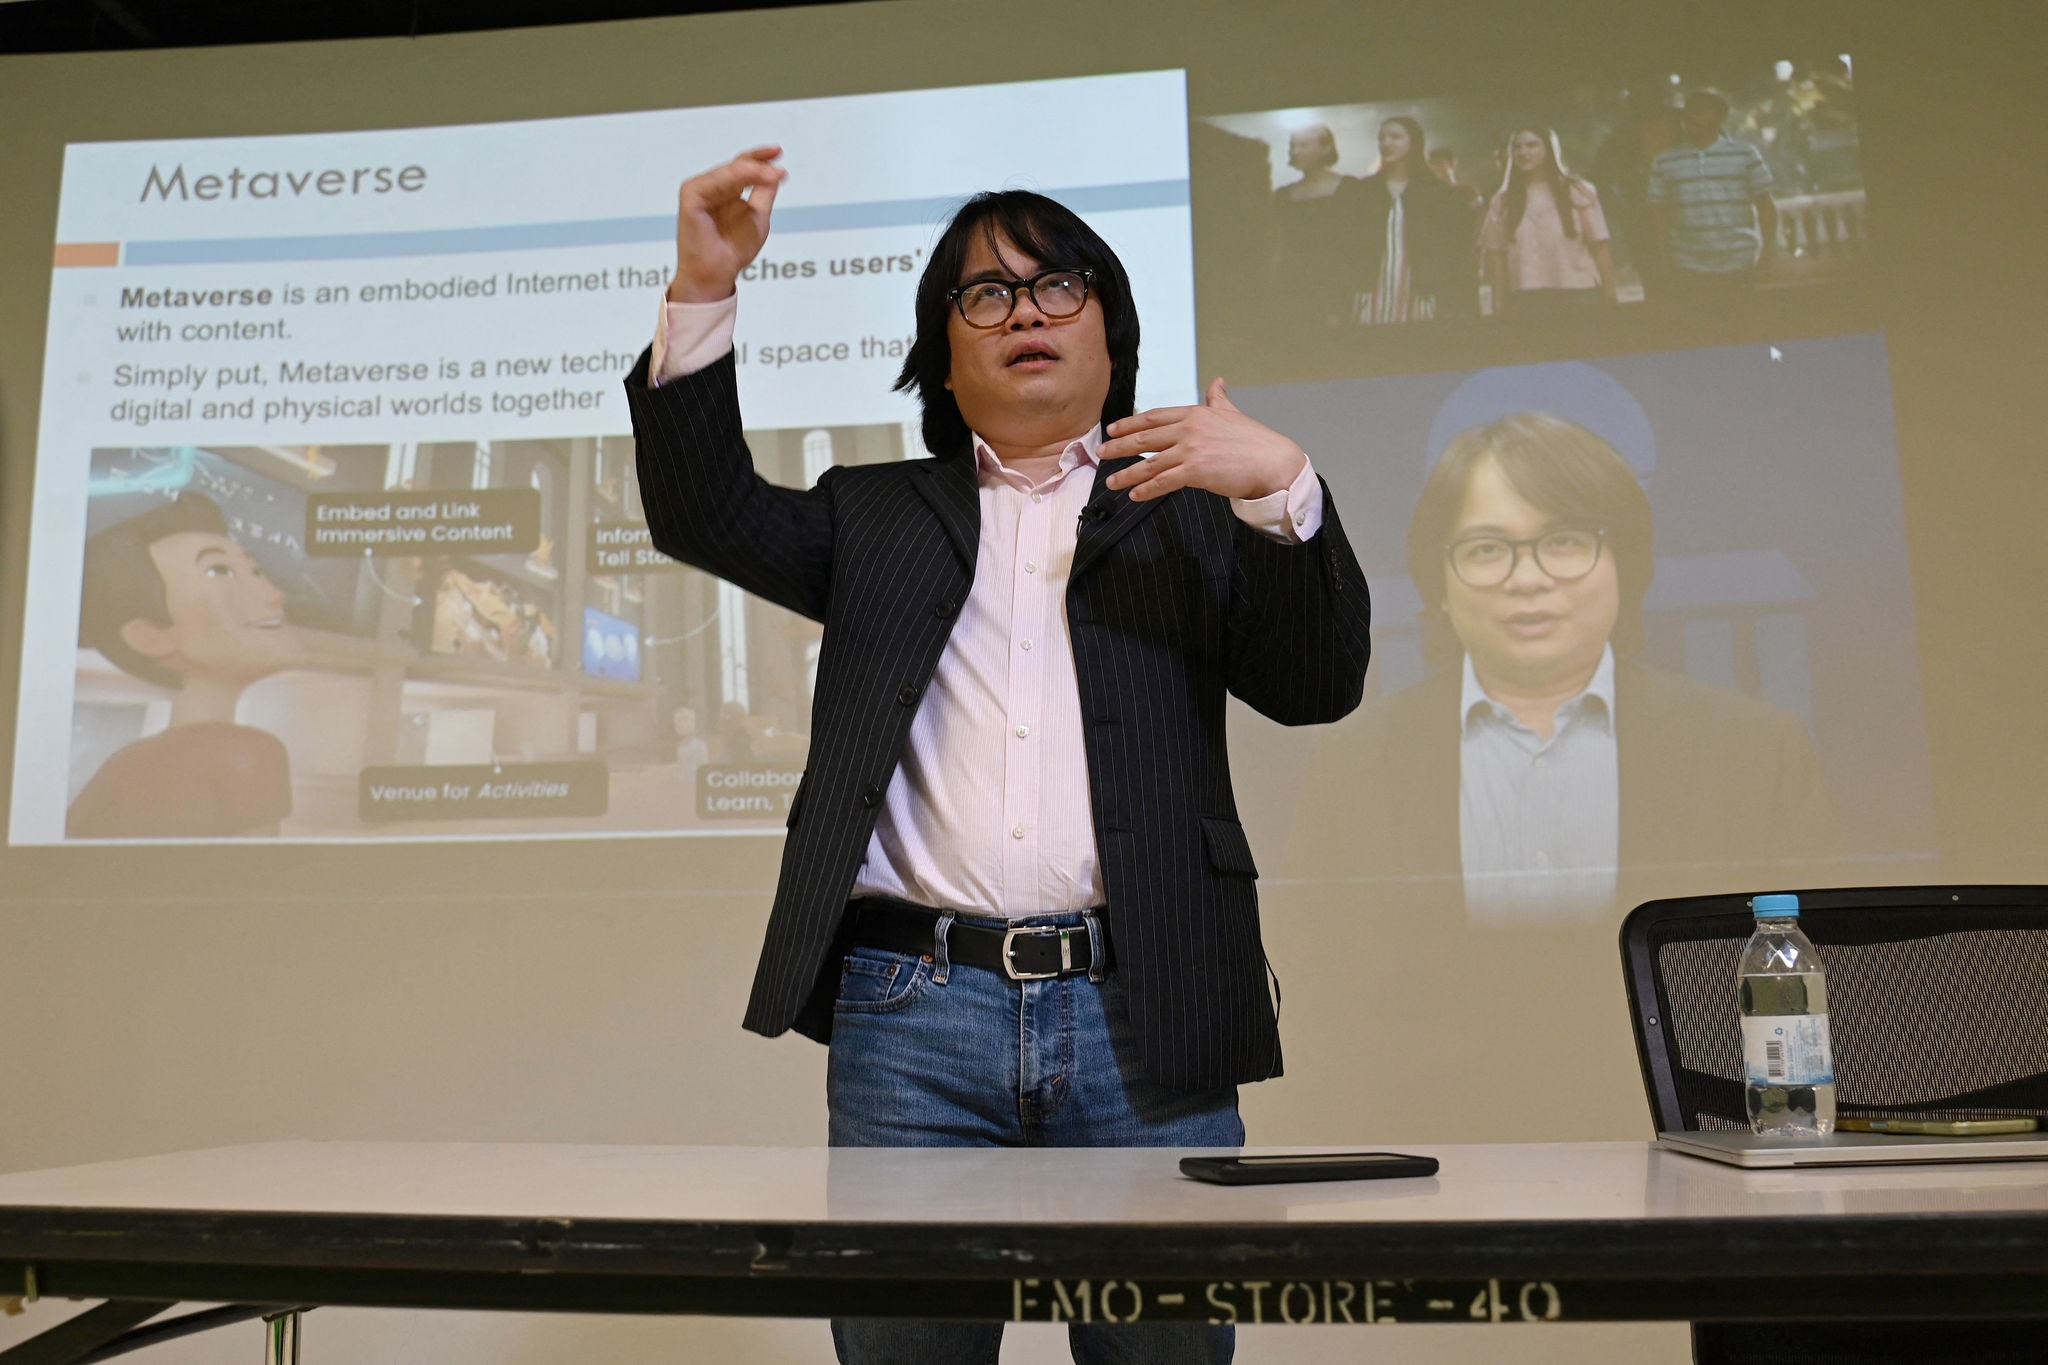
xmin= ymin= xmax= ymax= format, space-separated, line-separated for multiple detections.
xmin=623 ymin=346 xmax=836 ymax=624
xmin=1223 ymin=478 xmax=1372 ymax=725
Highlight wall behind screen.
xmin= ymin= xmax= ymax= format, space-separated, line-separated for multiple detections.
xmin=2 ymin=2 xmax=2045 ymax=1362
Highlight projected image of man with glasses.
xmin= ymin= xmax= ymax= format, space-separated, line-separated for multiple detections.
xmin=1431 ymin=417 xmax=1630 ymax=727
xmin=1295 ymin=408 xmax=1833 ymax=921
xmin=1407 ymin=415 xmax=1639 ymax=917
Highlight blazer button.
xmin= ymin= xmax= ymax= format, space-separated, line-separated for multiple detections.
xmin=896 ymin=684 xmax=920 ymax=707
xmin=933 ymin=597 xmax=959 ymax=619
xmin=860 ymin=783 xmax=883 ymax=808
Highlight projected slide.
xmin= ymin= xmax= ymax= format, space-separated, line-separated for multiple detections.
xmin=14 ymin=71 xmax=1199 ymax=844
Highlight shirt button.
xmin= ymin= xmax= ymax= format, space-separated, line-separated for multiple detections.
xmin=1012 ymin=825 xmax=1026 ymax=839
xmin=1016 ymin=725 xmax=1030 ymax=739
xmin=1024 ymin=561 xmax=1038 ymax=574
xmin=1030 ymin=492 xmax=1043 ymax=504
xmin=1534 ymin=850 xmax=1551 ymax=868
xmin=1294 ymin=510 xmax=1307 ymax=526
xmin=1020 ymin=638 xmax=1034 ymax=651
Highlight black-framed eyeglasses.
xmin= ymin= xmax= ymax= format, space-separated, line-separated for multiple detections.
xmin=946 ymin=268 xmax=1095 ymax=328
xmin=1445 ymin=528 xmax=1606 ymax=588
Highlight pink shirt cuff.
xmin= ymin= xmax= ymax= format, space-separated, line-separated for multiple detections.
xmin=649 ymin=292 xmax=739 ymax=385
xmin=1230 ymin=456 xmax=1325 ymax=543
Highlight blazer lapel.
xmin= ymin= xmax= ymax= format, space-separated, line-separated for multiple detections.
xmin=1072 ymin=456 xmax=1168 ymax=581
xmin=907 ymin=454 xmax=980 ymax=575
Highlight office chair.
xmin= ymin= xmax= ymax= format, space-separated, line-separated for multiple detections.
xmin=1619 ymin=885 xmax=2048 ymax=1365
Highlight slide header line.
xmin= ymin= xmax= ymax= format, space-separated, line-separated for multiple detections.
xmin=108 ymin=179 xmax=1190 ymax=267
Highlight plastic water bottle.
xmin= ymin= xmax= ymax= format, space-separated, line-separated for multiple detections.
xmin=1738 ymin=893 xmax=1837 ymax=1136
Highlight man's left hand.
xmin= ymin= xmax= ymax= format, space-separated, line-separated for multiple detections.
xmin=1100 ymin=379 xmax=1307 ymax=502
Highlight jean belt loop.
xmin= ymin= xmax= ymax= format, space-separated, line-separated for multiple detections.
xmin=1082 ymin=909 xmax=1106 ymax=984
xmin=931 ymin=910 xmax=955 ymax=985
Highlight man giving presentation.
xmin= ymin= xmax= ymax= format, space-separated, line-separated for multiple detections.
xmin=624 ymin=147 xmax=1372 ymax=1365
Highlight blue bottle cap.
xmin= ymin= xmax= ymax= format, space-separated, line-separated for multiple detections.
xmin=1753 ymin=893 xmax=1801 ymax=917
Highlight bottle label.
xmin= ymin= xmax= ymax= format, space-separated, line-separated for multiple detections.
xmin=1742 ymin=1013 xmax=1835 ymax=1086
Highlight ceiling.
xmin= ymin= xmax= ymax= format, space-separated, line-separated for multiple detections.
xmin=0 ymin=0 xmax=851 ymax=54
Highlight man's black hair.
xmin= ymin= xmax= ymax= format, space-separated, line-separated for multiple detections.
xmin=894 ymin=190 xmax=1140 ymax=459
xmin=80 ymin=491 xmax=229 ymax=690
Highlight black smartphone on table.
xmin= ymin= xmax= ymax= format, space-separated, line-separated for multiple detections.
xmin=1179 ymin=1152 xmax=1439 ymax=1185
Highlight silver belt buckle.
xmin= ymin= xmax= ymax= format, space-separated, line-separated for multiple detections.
xmin=1002 ymin=926 xmax=1071 ymax=981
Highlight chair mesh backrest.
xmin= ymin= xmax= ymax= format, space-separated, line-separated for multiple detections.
xmin=1652 ymin=917 xmax=2048 ymax=1132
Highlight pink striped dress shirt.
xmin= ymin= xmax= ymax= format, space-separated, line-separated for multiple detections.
xmin=653 ymin=295 xmax=1324 ymax=917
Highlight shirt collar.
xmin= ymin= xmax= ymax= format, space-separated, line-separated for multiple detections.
xmin=1461 ymin=644 xmax=1617 ymax=734
xmin=970 ymin=424 xmax=1103 ymax=485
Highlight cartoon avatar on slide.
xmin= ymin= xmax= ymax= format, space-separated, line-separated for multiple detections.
xmin=69 ymin=492 xmax=305 ymax=838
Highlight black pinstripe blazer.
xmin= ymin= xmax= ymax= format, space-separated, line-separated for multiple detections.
xmin=626 ymin=349 xmax=1372 ymax=1090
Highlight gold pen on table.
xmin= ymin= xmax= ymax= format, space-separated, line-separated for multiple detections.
xmin=1838 ymin=1117 xmax=2039 ymax=1137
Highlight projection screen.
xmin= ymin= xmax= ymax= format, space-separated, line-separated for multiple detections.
xmin=1 ymin=0 xmax=2041 ymax=1148
xmin=8 ymin=5 xmax=2046 ymax=1360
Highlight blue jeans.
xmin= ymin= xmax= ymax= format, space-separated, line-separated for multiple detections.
xmin=827 ymin=910 xmax=1243 ymax=1365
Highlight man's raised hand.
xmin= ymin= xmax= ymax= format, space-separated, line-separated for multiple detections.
xmin=1099 ymin=378 xmax=1308 ymax=502
xmin=667 ymin=146 xmax=787 ymax=304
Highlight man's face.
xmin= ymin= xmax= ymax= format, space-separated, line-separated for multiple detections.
xmin=1441 ymin=457 xmax=1619 ymax=695
xmin=1682 ymin=101 xmax=1725 ymax=145
xmin=128 ymin=531 xmax=301 ymax=685
xmin=944 ymin=229 xmax=1112 ymax=452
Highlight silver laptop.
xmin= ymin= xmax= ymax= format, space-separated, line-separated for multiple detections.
xmin=1657 ymin=1129 xmax=2048 ymax=1168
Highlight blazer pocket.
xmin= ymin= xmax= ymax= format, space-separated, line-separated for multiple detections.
xmin=1199 ymin=815 xmax=1260 ymax=878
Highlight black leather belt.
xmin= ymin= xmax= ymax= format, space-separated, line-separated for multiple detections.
xmin=849 ymin=897 xmax=1110 ymax=981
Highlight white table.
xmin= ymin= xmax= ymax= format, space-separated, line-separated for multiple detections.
xmin=3 ymin=1140 xmax=2046 ymax=1361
